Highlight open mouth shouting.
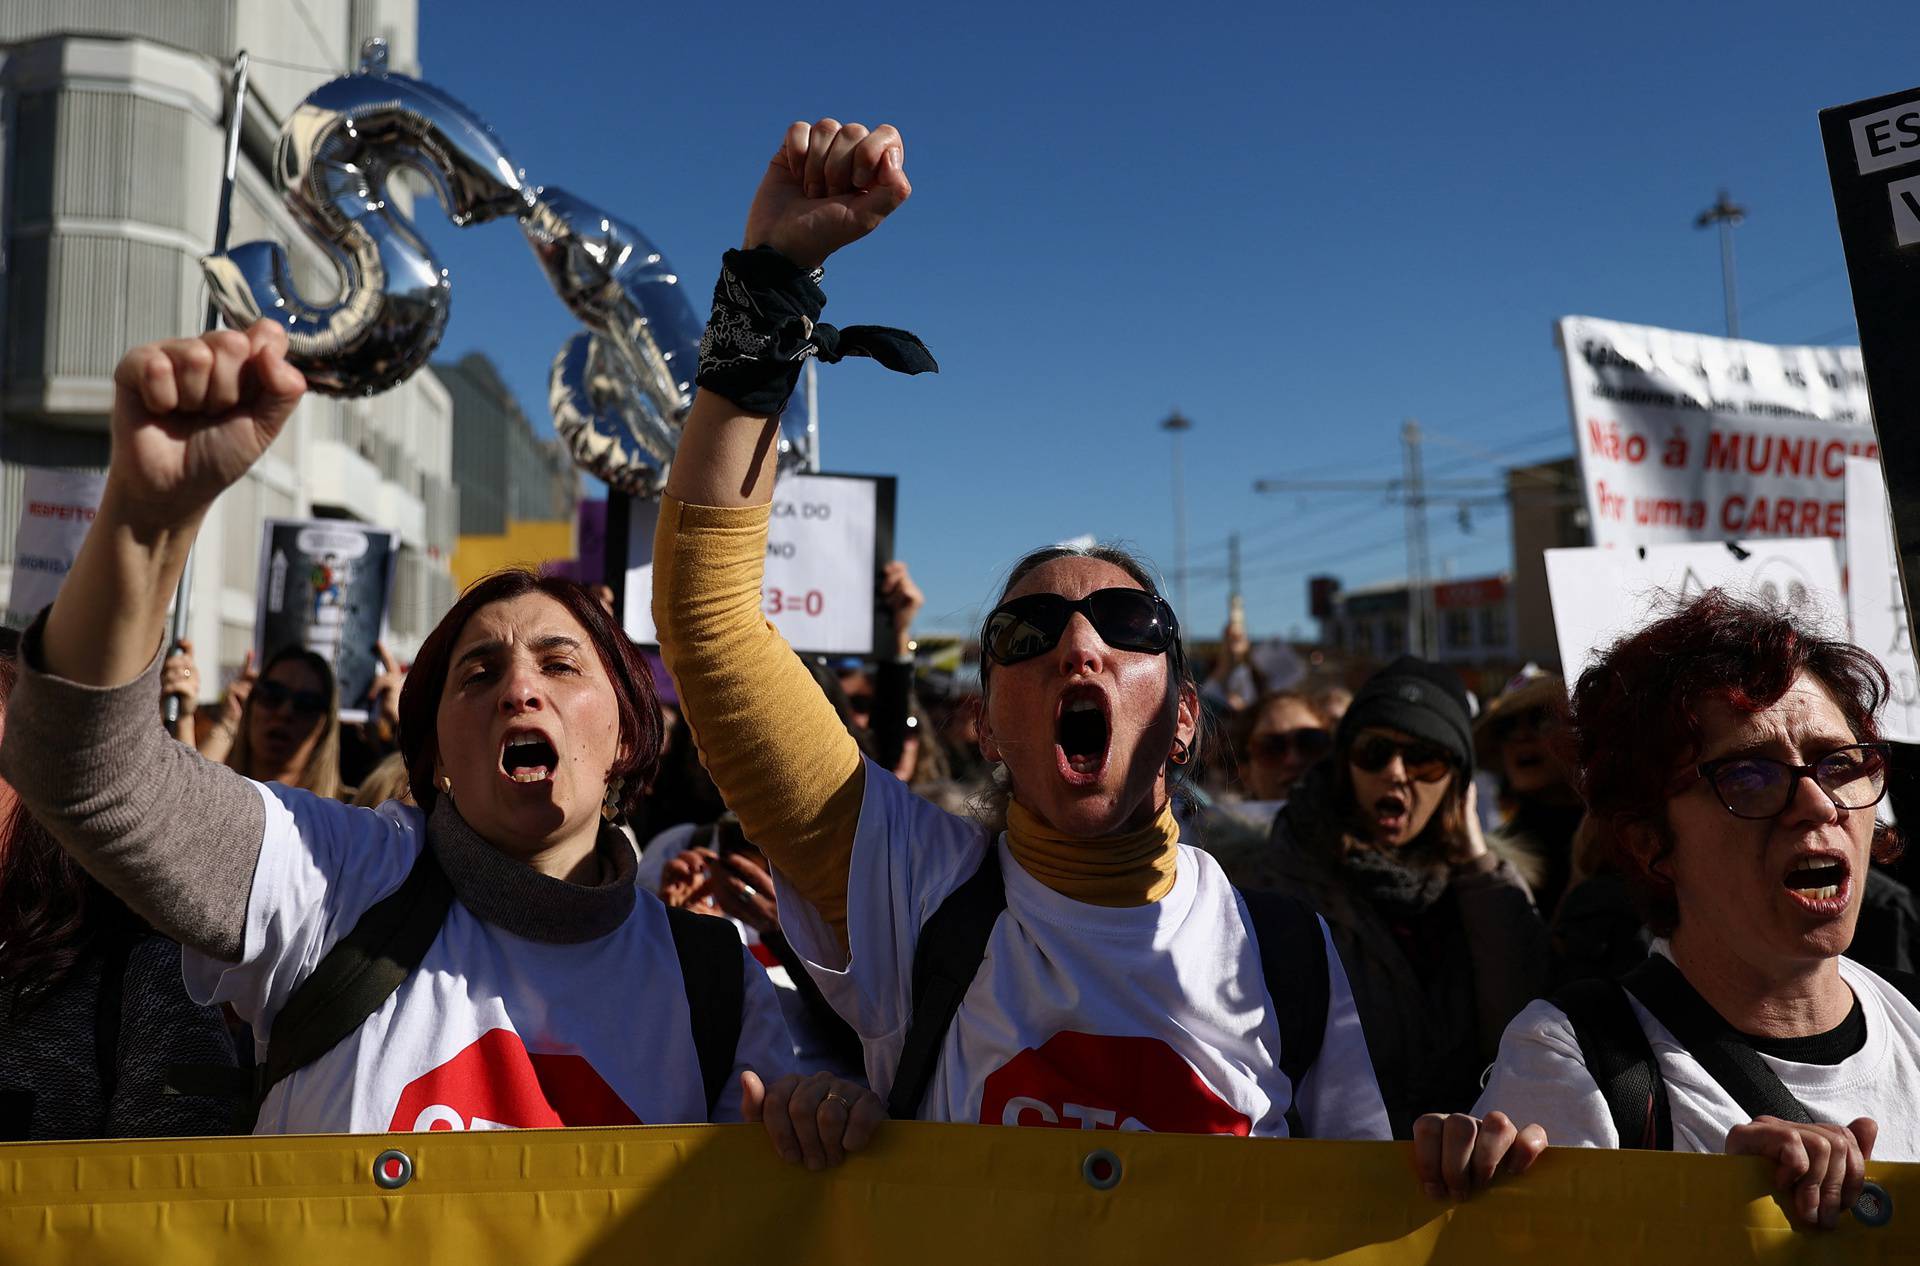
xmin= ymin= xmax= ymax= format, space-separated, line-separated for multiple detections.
xmin=500 ymin=727 xmax=560 ymax=785
xmin=1781 ymin=851 xmax=1852 ymax=916
xmin=1371 ymin=792 xmax=1411 ymax=837
xmin=1054 ymin=684 xmax=1112 ymax=787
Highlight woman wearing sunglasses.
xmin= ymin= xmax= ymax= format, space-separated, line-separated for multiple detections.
xmin=1243 ymin=691 xmax=1335 ymax=804
xmin=1477 ymin=592 xmax=1920 ymax=1229
xmin=1217 ymin=656 xmax=1551 ymax=1138
xmin=652 ymin=115 xmax=1550 ymax=1195
xmin=205 ymin=646 xmax=343 ymax=801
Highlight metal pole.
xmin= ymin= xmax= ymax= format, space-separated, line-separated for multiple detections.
xmin=804 ymin=358 xmax=820 ymax=472
xmin=1162 ymin=411 xmax=1192 ymax=618
xmin=1401 ymin=419 xmax=1434 ymax=659
xmin=1695 ymin=189 xmax=1746 ymax=340
xmin=163 ymin=50 xmax=250 ymax=727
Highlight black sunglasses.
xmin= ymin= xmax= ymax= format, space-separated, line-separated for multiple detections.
xmin=1489 ymin=708 xmax=1556 ymax=744
xmin=254 ymin=679 xmax=329 ymax=717
xmin=1251 ymin=728 xmax=1332 ymax=762
xmin=983 ymin=588 xmax=1179 ymax=667
xmin=1349 ymin=733 xmax=1454 ymax=783
xmin=1695 ymin=742 xmax=1889 ymax=820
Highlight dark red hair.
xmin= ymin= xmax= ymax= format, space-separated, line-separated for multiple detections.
xmin=1568 ymin=588 xmax=1901 ymax=935
xmin=399 ymin=570 xmax=663 ymax=819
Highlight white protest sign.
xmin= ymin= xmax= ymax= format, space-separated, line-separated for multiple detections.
xmin=623 ymin=473 xmax=892 ymax=656
xmin=1844 ymin=456 xmax=1920 ymax=740
xmin=1557 ymin=316 xmax=1877 ymax=549
xmin=1545 ymin=538 xmax=1846 ymax=687
xmin=5 ymin=468 xmax=106 ymax=628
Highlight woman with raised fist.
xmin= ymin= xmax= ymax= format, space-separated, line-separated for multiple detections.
xmin=0 ymin=322 xmax=803 ymax=1139
xmin=656 ymin=118 xmax=1539 ymax=1196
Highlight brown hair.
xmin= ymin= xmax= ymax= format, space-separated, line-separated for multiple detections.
xmin=398 ymin=570 xmax=663 ymax=820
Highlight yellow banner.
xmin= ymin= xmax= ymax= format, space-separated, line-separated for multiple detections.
xmin=0 ymin=1124 xmax=1909 ymax=1265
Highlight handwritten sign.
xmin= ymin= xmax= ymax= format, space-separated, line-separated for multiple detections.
xmin=5 ymin=468 xmax=106 ymax=628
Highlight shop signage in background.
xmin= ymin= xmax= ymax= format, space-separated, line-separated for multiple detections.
xmin=1822 ymin=86 xmax=1920 ymax=689
xmin=616 ymin=473 xmax=897 ymax=657
xmin=1844 ymin=456 xmax=1920 ymax=741
xmin=1543 ymin=537 xmax=1845 ymax=687
xmin=1555 ymin=316 xmax=1875 ymax=549
xmin=253 ymin=519 xmax=398 ymax=723
xmin=4 ymin=468 xmax=106 ymax=629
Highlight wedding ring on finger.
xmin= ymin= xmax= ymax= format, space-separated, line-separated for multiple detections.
xmin=822 ymin=1091 xmax=853 ymax=1112
xmin=740 ymin=884 xmax=759 ymax=900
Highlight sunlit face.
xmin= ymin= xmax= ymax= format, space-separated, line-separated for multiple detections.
xmin=1659 ymin=673 xmax=1876 ymax=974
xmin=1246 ymin=697 xmax=1326 ymax=801
xmin=1347 ymin=726 xmax=1455 ymax=848
xmin=432 ymin=593 xmax=625 ymax=860
xmin=978 ymin=557 xmax=1197 ymax=837
xmin=246 ymin=658 xmax=328 ymax=784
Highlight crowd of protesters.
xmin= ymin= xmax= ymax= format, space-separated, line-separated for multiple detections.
xmin=0 ymin=115 xmax=1914 ymax=1230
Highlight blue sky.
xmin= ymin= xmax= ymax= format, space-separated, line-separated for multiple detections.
xmin=412 ymin=0 xmax=1917 ymax=638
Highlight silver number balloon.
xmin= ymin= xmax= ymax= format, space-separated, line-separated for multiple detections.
xmin=203 ymin=49 xmax=532 ymax=395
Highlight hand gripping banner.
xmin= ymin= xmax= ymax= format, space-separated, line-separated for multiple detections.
xmin=0 ymin=1125 xmax=1909 ymax=1265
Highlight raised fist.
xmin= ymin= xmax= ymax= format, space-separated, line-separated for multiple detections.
xmin=743 ymin=120 xmax=910 ymax=272
xmin=108 ymin=320 xmax=306 ymax=530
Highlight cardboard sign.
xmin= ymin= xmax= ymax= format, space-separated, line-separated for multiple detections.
xmin=1544 ymin=538 xmax=1846 ymax=687
xmin=1555 ymin=316 xmax=1875 ymax=549
xmin=254 ymin=519 xmax=398 ymax=722
xmin=616 ymin=472 xmax=897 ymax=657
xmin=1845 ymin=456 xmax=1920 ymax=741
xmin=5 ymin=468 xmax=105 ymax=628
xmin=1822 ymin=85 xmax=1920 ymax=684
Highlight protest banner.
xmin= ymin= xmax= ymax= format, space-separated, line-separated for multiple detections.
xmin=612 ymin=473 xmax=897 ymax=657
xmin=4 ymin=468 xmax=105 ymax=629
xmin=1544 ymin=537 xmax=1845 ymax=687
xmin=1844 ymin=457 xmax=1920 ymax=741
xmin=0 ymin=1125 xmax=1907 ymax=1265
xmin=1822 ymin=85 xmax=1920 ymax=679
xmin=1556 ymin=316 xmax=1875 ymax=549
xmin=253 ymin=519 xmax=399 ymax=722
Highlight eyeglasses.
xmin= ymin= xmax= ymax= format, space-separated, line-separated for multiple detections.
xmin=983 ymin=588 xmax=1179 ymax=667
xmin=254 ymin=679 xmax=329 ymax=717
xmin=1251 ymin=728 xmax=1332 ymax=763
xmin=1489 ymin=708 xmax=1556 ymax=744
xmin=1695 ymin=742 xmax=1890 ymax=820
xmin=1349 ymin=734 xmax=1454 ymax=783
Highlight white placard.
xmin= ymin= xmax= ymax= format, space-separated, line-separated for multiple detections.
xmin=623 ymin=473 xmax=888 ymax=656
xmin=1844 ymin=456 xmax=1920 ymax=740
xmin=1556 ymin=316 xmax=1876 ymax=550
xmin=1545 ymin=537 xmax=1847 ymax=688
xmin=5 ymin=468 xmax=106 ymax=628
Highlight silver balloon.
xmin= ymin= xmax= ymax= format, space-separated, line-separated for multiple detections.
xmin=548 ymin=330 xmax=676 ymax=496
xmin=202 ymin=54 xmax=532 ymax=395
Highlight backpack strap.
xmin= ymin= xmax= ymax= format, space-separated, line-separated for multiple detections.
xmin=91 ymin=928 xmax=135 ymax=1118
xmin=1550 ymin=976 xmax=1672 ymax=1149
xmin=1237 ymin=888 xmax=1329 ymax=1138
xmin=1623 ymin=954 xmax=1815 ymax=1126
xmin=259 ymin=845 xmax=454 ymax=1109
xmin=663 ymin=905 xmax=746 ymax=1119
xmin=885 ymin=845 xmax=1008 ymax=1121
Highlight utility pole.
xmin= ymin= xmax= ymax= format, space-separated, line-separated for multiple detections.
xmin=1401 ymin=419 xmax=1436 ymax=659
xmin=1226 ymin=530 xmax=1244 ymax=634
xmin=1162 ymin=410 xmax=1193 ymax=618
xmin=1695 ymin=189 xmax=1747 ymax=339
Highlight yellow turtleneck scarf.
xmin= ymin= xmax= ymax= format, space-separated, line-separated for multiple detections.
xmin=653 ymin=496 xmax=1180 ymax=949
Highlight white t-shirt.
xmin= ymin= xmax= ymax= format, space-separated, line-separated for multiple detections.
xmin=184 ymin=783 xmax=794 ymax=1134
xmin=1475 ymin=947 xmax=1920 ymax=1160
xmin=776 ymin=761 xmax=1391 ymax=1138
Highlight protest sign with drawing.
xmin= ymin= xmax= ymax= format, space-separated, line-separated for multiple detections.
xmin=253 ymin=519 xmax=399 ymax=723
xmin=1556 ymin=316 xmax=1876 ymax=550
xmin=1544 ymin=537 xmax=1847 ymax=688
xmin=614 ymin=472 xmax=897 ymax=657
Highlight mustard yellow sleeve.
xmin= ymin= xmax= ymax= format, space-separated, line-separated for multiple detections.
xmin=652 ymin=496 xmax=864 ymax=941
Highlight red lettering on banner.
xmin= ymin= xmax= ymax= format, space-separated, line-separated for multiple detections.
xmin=388 ymin=1028 xmax=641 ymax=1132
xmin=977 ymin=1031 xmax=1251 ymax=1136
xmin=1705 ymin=430 xmax=1739 ymax=471
xmin=25 ymin=501 xmax=96 ymax=522
xmin=1718 ymin=496 xmax=1846 ymax=539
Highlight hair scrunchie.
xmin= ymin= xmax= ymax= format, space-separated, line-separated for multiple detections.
xmin=695 ymin=246 xmax=938 ymax=415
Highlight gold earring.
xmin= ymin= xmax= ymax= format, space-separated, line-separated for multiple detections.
xmin=437 ymin=774 xmax=453 ymax=798
xmin=601 ymin=775 xmax=626 ymax=821
xmin=1170 ymin=739 xmax=1191 ymax=766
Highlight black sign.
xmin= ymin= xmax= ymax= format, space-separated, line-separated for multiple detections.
xmin=1822 ymin=86 xmax=1920 ymax=638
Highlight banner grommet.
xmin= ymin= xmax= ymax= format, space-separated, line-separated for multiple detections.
xmin=1856 ymin=1180 xmax=1894 ymax=1229
xmin=372 ymin=1149 xmax=414 ymax=1190
xmin=1081 ymin=1148 xmax=1122 ymax=1191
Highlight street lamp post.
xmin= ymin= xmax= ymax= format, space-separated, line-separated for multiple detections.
xmin=1695 ymin=189 xmax=1747 ymax=339
xmin=1161 ymin=410 xmax=1193 ymax=619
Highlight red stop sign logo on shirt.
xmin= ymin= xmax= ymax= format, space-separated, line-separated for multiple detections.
xmin=977 ymin=1031 xmax=1251 ymax=1135
xmin=388 ymin=1027 xmax=642 ymax=1132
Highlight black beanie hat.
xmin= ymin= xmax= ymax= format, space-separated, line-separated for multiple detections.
xmin=1336 ymin=655 xmax=1474 ymax=774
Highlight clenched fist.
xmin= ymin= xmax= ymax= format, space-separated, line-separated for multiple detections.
xmin=743 ymin=120 xmax=910 ymax=272
xmin=108 ymin=320 xmax=306 ymax=531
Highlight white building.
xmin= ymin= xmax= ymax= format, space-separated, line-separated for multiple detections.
xmin=0 ymin=0 xmax=457 ymax=699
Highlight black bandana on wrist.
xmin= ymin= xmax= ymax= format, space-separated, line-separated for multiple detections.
xmin=695 ymin=246 xmax=938 ymax=415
